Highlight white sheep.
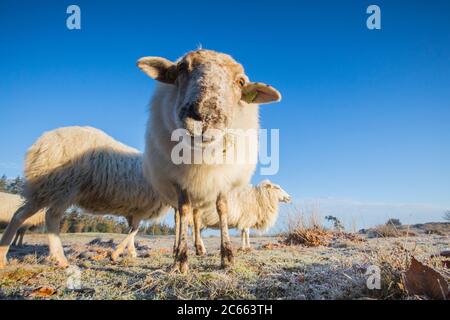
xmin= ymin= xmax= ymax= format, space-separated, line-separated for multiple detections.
xmin=138 ymin=49 xmax=281 ymax=272
xmin=0 ymin=192 xmax=46 ymax=246
xmin=0 ymin=126 xmax=170 ymax=268
xmin=184 ymin=180 xmax=291 ymax=254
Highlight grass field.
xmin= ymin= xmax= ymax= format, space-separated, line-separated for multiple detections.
xmin=0 ymin=232 xmax=448 ymax=300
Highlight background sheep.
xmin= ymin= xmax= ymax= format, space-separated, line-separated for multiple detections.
xmin=139 ymin=49 xmax=281 ymax=272
xmin=183 ymin=180 xmax=291 ymax=254
xmin=0 ymin=126 xmax=170 ymax=268
xmin=0 ymin=192 xmax=46 ymax=246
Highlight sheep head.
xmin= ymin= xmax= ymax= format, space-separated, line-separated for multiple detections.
xmin=138 ymin=49 xmax=281 ymax=144
xmin=259 ymin=180 xmax=291 ymax=203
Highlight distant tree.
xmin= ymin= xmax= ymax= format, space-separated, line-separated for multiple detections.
xmin=7 ymin=176 xmax=25 ymax=195
xmin=325 ymin=215 xmax=344 ymax=232
xmin=59 ymin=208 xmax=129 ymax=234
xmin=386 ymin=218 xmax=401 ymax=227
xmin=0 ymin=174 xmax=8 ymax=192
xmin=143 ymin=222 xmax=175 ymax=236
xmin=444 ymin=211 xmax=450 ymax=222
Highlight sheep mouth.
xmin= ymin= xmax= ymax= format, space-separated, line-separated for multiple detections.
xmin=282 ymin=196 xmax=292 ymax=203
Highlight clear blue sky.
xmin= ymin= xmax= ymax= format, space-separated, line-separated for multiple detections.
xmin=1 ymin=1 xmax=449 ymax=226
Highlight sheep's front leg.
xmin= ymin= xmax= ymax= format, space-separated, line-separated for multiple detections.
xmin=174 ymin=188 xmax=190 ymax=273
xmin=217 ymin=193 xmax=234 ymax=268
xmin=193 ymin=209 xmax=206 ymax=256
xmin=172 ymin=209 xmax=180 ymax=257
xmin=46 ymin=206 xmax=69 ymax=268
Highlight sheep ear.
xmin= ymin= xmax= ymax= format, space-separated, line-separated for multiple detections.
xmin=241 ymin=82 xmax=281 ymax=104
xmin=137 ymin=57 xmax=177 ymax=84
xmin=260 ymin=180 xmax=273 ymax=188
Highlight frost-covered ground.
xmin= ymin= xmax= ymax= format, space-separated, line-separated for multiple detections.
xmin=0 ymin=233 xmax=448 ymax=300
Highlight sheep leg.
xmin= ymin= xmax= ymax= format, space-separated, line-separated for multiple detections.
xmin=240 ymin=229 xmax=246 ymax=250
xmin=173 ymin=209 xmax=180 ymax=257
xmin=245 ymin=228 xmax=251 ymax=250
xmin=125 ymin=226 xmax=140 ymax=259
xmin=174 ymin=188 xmax=190 ymax=273
xmin=193 ymin=209 xmax=206 ymax=256
xmin=12 ymin=232 xmax=19 ymax=247
xmin=217 ymin=193 xmax=234 ymax=268
xmin=111 ymin=218 xmax=140 ymax=261
xmin=46 ymin=206 xmax=69 ymax=268
xmin=18 ymin=229 xmax=26 ymax=247
xmin=0 ymin=202 xmax=39 ymax=269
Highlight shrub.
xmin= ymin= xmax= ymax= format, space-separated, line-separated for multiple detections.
xmin=281 ymin=206 xmax=333 ymax=247
xmin=386 ymin=218 xmax=402 ymax=227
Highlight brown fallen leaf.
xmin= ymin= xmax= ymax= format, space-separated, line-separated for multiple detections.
xmin=443 ymin=260 xmax=450 ymax=269
xmin=440 ymin=250 xmax=450 ymax=258
xmin=29 ymin=286 xmax=56 ymax=298
xmin=404 ymin=257 xmax=449 ymax=300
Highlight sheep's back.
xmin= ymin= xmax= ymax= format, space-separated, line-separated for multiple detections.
xmin=23 ymin=127 xmax=142 ymax=205
xmin=25 ymin=126 xmax=138 ymax=182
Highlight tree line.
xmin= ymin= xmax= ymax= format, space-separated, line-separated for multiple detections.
xmin=0 ymin=175 xmax=25 ymax=195
xmin=60 ymin=208 xmax=175 ymax=235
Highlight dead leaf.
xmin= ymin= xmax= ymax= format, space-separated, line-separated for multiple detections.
xmin=159 ymin=248 xmax=170 ymax=255
xmin=29 ymin=286 xmax=56 ymax=298
xmin=261 ymin=242 xmax=284 ymax=250
xmin=404 ymin=257 xmax=449 ymax=300
xmin=443 ymin=260 xmax=450 ymax=269
xmin=440 ymin=250 xmax=450 ymax=258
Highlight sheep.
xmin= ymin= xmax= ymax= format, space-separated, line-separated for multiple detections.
xmin=0 ymin=126 xmax=170 ymax=268
xmin=0 ymin=192 xmax=46 ymax=246
xmin=138 ymin=49 xmax=281 ymax=272
xmin=181 ymin=180 xmax=291 ymax=254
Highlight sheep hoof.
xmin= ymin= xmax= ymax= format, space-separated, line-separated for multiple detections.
xmin=195 ymin=245 xmax=207 ymax=256
xmin=0 ymin=248 xmax=9 ymax=269
xmin=47 ymin=256 xmax=69 ymax=268
xmin=173 ymin=245 xmax=189 ymax=273
xmin=221 ymin=258 xmax=234 ymax=269
xmin=179 ymin=261 xmax=189 ymax=274
xmin=128 ymin=251 xmax=138 ymax=259
xmin=220 ymin=244 xmax=235 ymax=269
xmin=110 ymin=251 xmax=120 ymax=262
xmin=57 ymin=260 xmax=69 ymax=269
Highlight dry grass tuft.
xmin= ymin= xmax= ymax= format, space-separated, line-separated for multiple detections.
xmin=282 ymin=226 xmax=333 ymax=247
xmin=367 ymin=244 xmax=410 ymax=299
xmin=280 ymin=206 xmax=333 ymax=246
xmin=370 ymin=224 xmax=416 ymax=238
xmin=280 ymin=206 xmax=364 ymax=247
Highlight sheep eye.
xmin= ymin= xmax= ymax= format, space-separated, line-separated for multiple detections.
xmin=177 ymin=62 xmax=188 ymax=72
xmin=237 ymin=78 xmax=246 ymax=87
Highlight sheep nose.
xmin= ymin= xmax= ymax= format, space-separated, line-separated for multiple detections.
xmin=184 ymin=104 xmax=202 ymax=122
